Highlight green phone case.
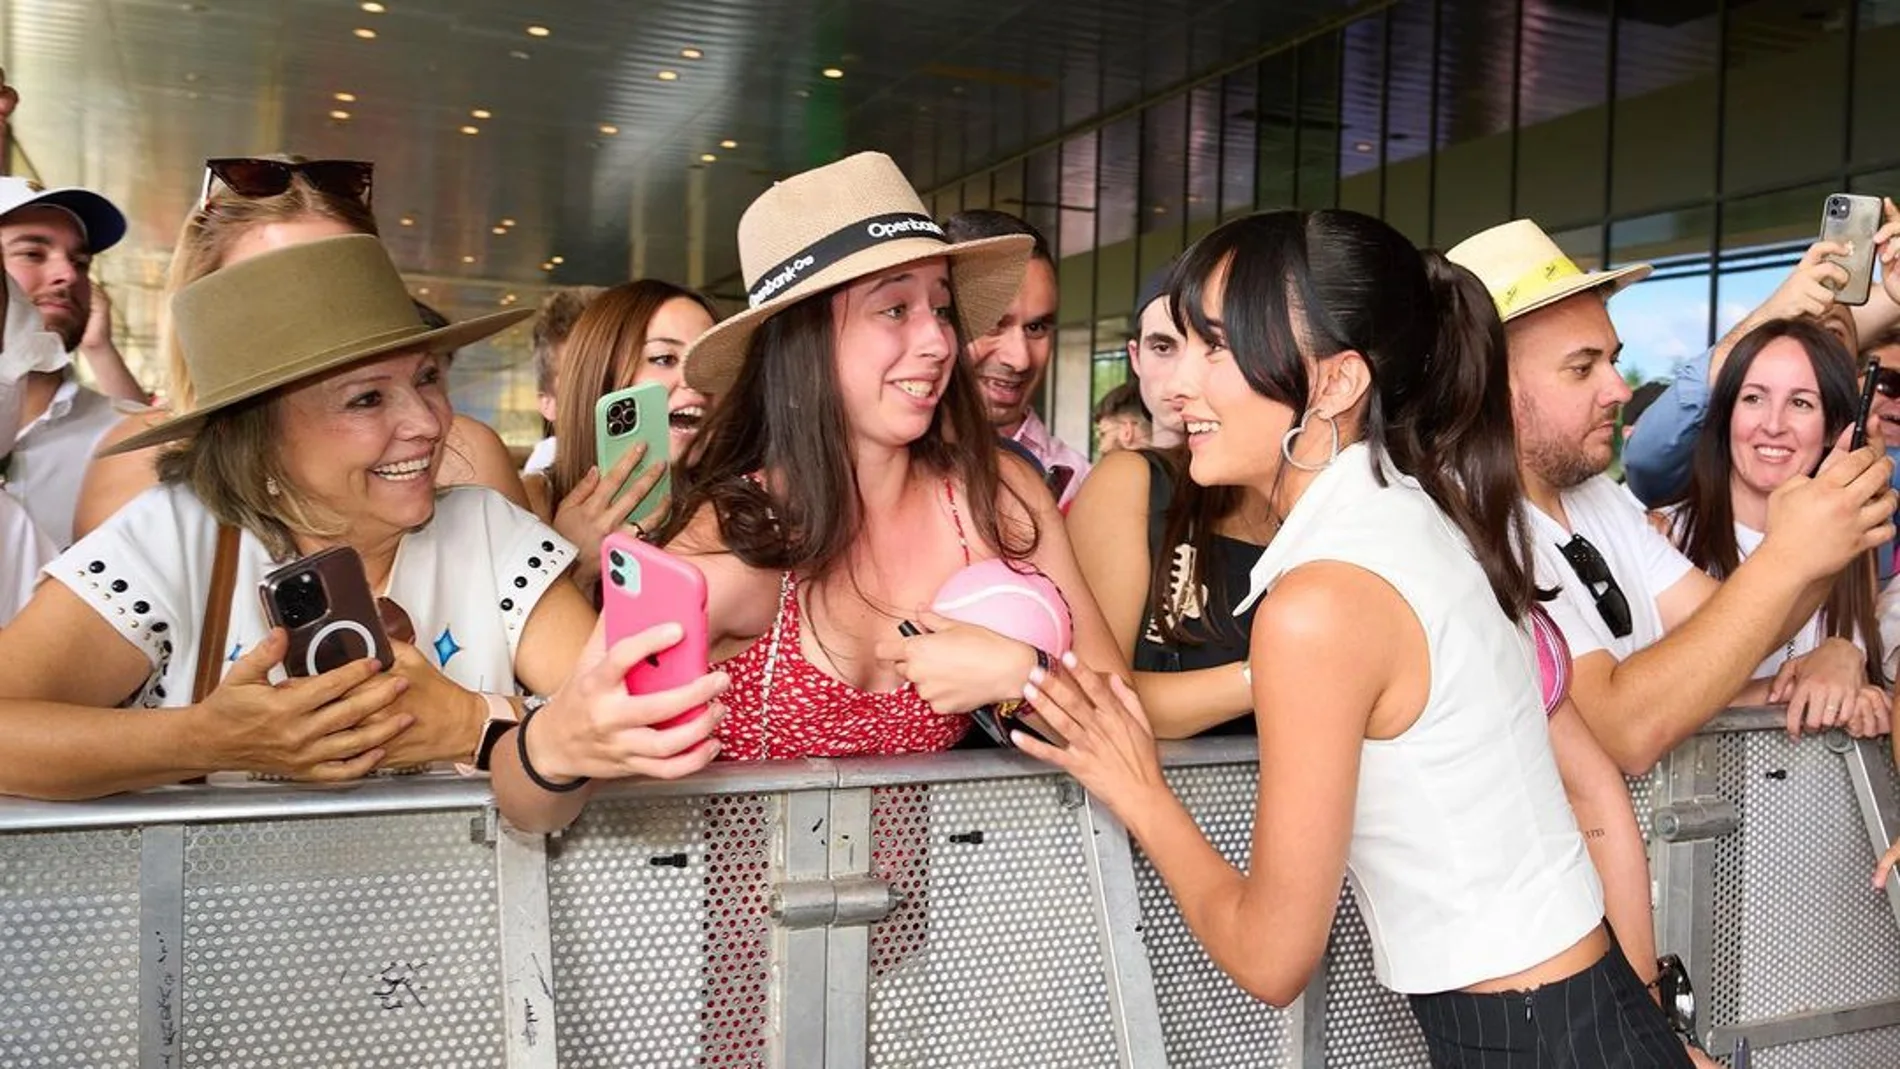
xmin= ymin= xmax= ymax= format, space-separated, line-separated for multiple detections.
xmin=594 ymin=382 xmax=672 ymax=528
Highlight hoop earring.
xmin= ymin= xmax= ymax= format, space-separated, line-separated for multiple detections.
xmin=1280 ymin=411 xmax=1340 ymax=472
xmin=265 ymin=476 xmax=281 ymax=497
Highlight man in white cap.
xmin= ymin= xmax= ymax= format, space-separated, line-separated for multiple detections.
xmin=0 ymin=174 xmax=141 ymax=546
xmin=1450 ymin=219 xmax=1896 ymax=774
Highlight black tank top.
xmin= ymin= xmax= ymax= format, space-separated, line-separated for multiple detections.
xmin=1130 ymin=450 xmax=1262 ymax=737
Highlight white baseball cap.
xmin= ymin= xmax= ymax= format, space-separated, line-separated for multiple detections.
xmin=0 ymin=176 xmax=126 ymax=253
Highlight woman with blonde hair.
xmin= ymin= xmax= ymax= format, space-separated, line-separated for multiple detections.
xmin=73 ymin=156 xmax=529 ymax=540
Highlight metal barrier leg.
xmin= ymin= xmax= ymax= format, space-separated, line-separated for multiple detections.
xmin=824 ymin=789 xmax=874 ymax=1069
xmin=1076 ymin=791 xmax=1170 ymax=1069
xmin=1837 ymin=736 xmax=1900 ymax=931
xmin=1295 ymin=956 xmax=1327 ymax=1068
xmin=137 ymin=825 xmax=184 ymax=1069
xmin=1652 ymin=734 xmax=1720 ymax=1025
xmin=773 ymin=790 xmax=831 ymax=1068
xmin=494 ymin=813 xmax=558 ymax=1069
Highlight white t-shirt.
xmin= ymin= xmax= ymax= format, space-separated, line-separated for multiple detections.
xmin=47 ymin=483 xmax=575 ymax=707
xmin=1526 ymin=474 xmax=1696 ymax=660
xmin=0 ymin=487 xmax=54 ymax=626
xmin=7 ymin=374 xmax=129 ymax=548
xmin=1732 ymin=523 xmax=1830 ymax=679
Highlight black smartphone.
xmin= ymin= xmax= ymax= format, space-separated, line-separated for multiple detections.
xmin=1854 ymin=356 xmax=1881 ymax=450
xmin=258 ymin=547 xmax=394 ymax=678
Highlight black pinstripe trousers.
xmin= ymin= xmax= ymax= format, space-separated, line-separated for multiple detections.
xmin=1406 ymin=929 xmax=1693 ymax=1068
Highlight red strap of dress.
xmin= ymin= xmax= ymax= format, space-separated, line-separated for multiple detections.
xmin=943 ymin=479 xmax=971 ymax=566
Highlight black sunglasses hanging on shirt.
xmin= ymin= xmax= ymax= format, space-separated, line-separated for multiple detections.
xmin=1557 ymin=533 xmax=1633 ymax=639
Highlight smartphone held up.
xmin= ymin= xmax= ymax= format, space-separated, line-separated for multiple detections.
xmin=1820 ymin=193 xmax=1882 ymax=307
xmin=600 ymin=532 xmax=712 ymax=727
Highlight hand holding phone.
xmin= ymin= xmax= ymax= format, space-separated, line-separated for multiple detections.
xmin=595 ymin=383 xmax=672 ymax=529
xmin=896 ymin=620 xmax=1065 ymax=749
xmin=1853 ymin=356 xmax=1882 ymax=451
xmin=258 ymin=546 xmax=394 ymax=677
xmin=601 ymin=532 xmax=711 ymax=724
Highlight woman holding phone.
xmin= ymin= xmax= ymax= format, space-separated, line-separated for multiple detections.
xmin=1015 ymin=209 xmax=1696 ymax=1066
xmin=524 ymin=280 xmax=717 ymax=596
xmin=1653 ymin=317 xmax=1889 ymax=735
xmin=0 ymin=236 xmax=722 ymax=801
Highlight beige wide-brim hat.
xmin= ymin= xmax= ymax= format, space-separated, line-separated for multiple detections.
xmin=1446 ymin=219 xmax=1653 ymax=323
xmin=683 ymin=151 xmax=1032 ymax=396
xmin=104 ymin=234 xmax=530 ymax=456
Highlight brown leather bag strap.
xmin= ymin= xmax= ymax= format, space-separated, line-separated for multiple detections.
xmin=192 ymin=523 xmax=242 ymax=704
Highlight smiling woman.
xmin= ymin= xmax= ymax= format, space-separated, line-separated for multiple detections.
xmin=0 ymin=235 xmax=638 ymax=801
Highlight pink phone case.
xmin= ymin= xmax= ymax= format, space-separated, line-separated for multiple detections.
xmin=600 ymin=532 xmax=711 ymax=725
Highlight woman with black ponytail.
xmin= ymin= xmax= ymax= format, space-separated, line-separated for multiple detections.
xmin=1015 ymin=210 xmax=1691 ymax=1067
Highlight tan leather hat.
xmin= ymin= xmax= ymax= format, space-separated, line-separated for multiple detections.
xmin=103 ymin=234 xmax=529 ymax=456
xmin=683 ymin=151 xmax=1032 ymax=395
xmin=1446 ymin=219 xmax=1652 ymax=322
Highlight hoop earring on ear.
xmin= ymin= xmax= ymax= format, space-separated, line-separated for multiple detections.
xmin=1280 ymin=411 xmax=1340 ymax=472
xmin=265 ymin=476 xmax=281 ymax=498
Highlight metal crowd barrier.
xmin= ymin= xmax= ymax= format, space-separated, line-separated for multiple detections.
xmin=2 ymin=709 xmax=1898 ymax=1067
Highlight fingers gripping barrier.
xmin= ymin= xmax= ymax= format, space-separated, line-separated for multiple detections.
xmin=1 ymin=713 xmax=1898 ymax=1067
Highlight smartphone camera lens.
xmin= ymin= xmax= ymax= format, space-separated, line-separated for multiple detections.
xmin=1828 ymin=197 xmax=1850 ymax=219
xmin=275 ymin=572 xmax=330 ymax=628
xmin=607 ymin=398 xmax=638 ymax=436
xmin=609 ymin=549 xmax=627 ymax=568
xmin=609 ymin=569 xmax=625 ymax=588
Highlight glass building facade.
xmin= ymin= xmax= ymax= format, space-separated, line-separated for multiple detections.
xmin=915 ymin=0 xmax=1900 ymax=456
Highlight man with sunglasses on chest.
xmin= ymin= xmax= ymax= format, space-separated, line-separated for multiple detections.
xmin=1452 ymin=220 xmax=1897 ymax=776
xmin=0 ymin=175 xmax=144 ymax=548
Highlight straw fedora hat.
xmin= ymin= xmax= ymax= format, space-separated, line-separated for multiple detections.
xmin=683 ymin=152 xmax=1032 ymax=395
xmin=103 ymin=234 xmax=530 ymax=455
xmin=1446 ymin=219 xmax=1652 ymax=323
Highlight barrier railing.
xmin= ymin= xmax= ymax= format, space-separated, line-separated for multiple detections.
xmin=1 ymin=710 xmax=1897 ymax=1067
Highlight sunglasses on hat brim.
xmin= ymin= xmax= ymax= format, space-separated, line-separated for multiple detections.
xmin=198 ymin=158 xmax=374 ymax=210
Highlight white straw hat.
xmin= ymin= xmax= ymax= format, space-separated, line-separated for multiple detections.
xmin=684 ymin=152 xmax=1032 ymax=395
xmin=1446 ymin=219 xmax=1652 ymax=322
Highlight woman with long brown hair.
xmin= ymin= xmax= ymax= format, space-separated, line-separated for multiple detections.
xmin=1657 ymin=316 xmax=1888 ymax=731
xmin=524 ymin=279 xmax=715 ymax=594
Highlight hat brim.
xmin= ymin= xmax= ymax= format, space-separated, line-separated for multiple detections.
xmin=5 ymin=188 xmax=128 ymax=254
xmin=99 ymin=307 xmax=533 ymax=457
xmin=1499 ymin=263 xmax=1653 ymax=322
xmin=684 ymin=233 xmax=1034 ymax=396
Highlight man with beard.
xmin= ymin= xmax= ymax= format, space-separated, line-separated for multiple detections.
xmin=0 ymin=175 xmax=136 ymax=547
xmin=942 ymin=210 xmax=1090 ymax=507
xmin=1451 ymin=220 xmax=1896 ymax=775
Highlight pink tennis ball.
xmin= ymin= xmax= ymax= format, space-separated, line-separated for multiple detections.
xmin=930 ymin=559 xmax=1073 ymax=656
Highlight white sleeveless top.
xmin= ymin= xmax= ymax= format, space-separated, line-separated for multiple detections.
xmin=1236 ymin=444 xmax=1603 ymax=994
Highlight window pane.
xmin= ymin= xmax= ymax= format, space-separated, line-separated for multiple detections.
xmin=1256 ymin=58 xmax=1299 ymax=211
xmin=1851 ymin=1 xmax=1900 ymax=168
xmin=1140 ymin=97 xmax=1189 ymax=281
xmin=1611 ymin=1 xmax=1719 ymax=215
xmin=1187 ymin=82 xmax=1223 ymax=237
xmin=1723 ymin=0 xmax=1847 ymax=194
xmin=1298 ymin=32 xmax=1342 ymax=210
xmin=1337 ymin=13 xmax=1387 ymax=219
xmin=1382 ymin=0 xmax=1436 ymax=246
xmin=1432 ymin=0 xmax=1517 ymax=245
xmin=1518 ymin=0 xmax=1611 ymax=230
xmin=1609 ymin=207 xmax=1716 ymax=382
xmin=1220 ymin=71 xmax=1259 ymax=220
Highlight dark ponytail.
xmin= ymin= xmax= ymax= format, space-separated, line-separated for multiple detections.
xmin=1404 ymin=252 xmax=1538 ymax=620
xmin=1168 ymin=211 xmax=1536 ymax=620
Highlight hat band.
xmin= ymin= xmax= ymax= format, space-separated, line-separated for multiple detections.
xmin=1497 ymin=256 xmax=1584 ymax=315
xmin=746 ymin=212 xmax=947 ymax=308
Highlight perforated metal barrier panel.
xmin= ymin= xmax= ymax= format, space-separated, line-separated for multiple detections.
xmin=1135 ymin=764 xmax=1297 ymax=1068
xmin=865 ymin=778 xmax=1121 ymax=1069
xmin=0 ymin=828 xmax=141 ymax=1068
xmin=180 ymin=811 xmax=503 ymax=1068
xmin=547 ymin=793 xmax=773 ymax=1069
xmin=1708 ymin=734 xmax=1900 ymax=1068
xmin=2 ymin=726 xmax=1896 ymax=1069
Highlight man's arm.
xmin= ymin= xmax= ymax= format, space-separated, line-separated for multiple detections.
xmin=1623 ymin=349 xmax=1711 ymax=507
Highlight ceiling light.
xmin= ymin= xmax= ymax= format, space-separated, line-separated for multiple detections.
xmin=598 ymin=124 xmax=619 ymax=136
xmin=719 ymin=139 xmax=738 ymax=149
xmin=471 ymin=108 xmax=492 ymax=119
xmin=822 ymin=67 xmax=844 ymax=79
xmin=500 ymin=218 xmax=516 ymax=228
xmin=525 ymin=24 xmax=550 ymax=37
xmin=461 ymin=255 xmax=475 ymax=264
xmin=360 ymin=1 xmax=386 ymax=11
xmin=329 ymin=110 xmax=352 ymax=121
xmin=1354 ymin=141 xmax=1373 ymax=153
xmin=699 ymin=153 xmax=717 ymax=163
xmin=681 ymin=47 xmax=704 ymax=59
xmin=353 ymin=27 xmax=377 ymax=39
xmin=491 ymin=226 xmax=507 ymax=235
xmin=459 ymin=125 xmax=480 ymax=135
xmin=399 ymin=215 xmax=416 ymax=227
xmin=334 ymin=91 xmax=357 ymax=103
xmin=550 ymin=255 xmax=565 ymax=265
xmin=657 ymin=70 xmax=679 ymax=82
xmin=540 ymin=262 xmax=554 ymax=271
